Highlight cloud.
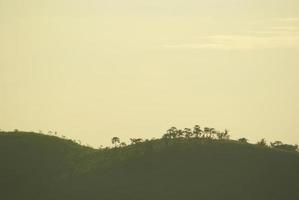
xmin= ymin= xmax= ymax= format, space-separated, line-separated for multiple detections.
xmin=278 ymin=17 xmax=299 ymax=22
xmin=163 ymin=34 xmax=299 ymax=50
xmin=269 ymin=26 xmax=299 ymax=32
xmin=163 ymin=18 xmax=299 ymax=50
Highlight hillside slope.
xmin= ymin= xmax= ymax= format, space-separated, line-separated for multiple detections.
xmin=1 ymin=132 xmax=299 ymax=200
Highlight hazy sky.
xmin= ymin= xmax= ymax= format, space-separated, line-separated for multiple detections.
xmin=1 ymin=0 xmax=299 ymax=147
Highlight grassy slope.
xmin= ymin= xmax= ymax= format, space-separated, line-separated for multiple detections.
xmin=1 ymin=132 xmax=299 ymax=200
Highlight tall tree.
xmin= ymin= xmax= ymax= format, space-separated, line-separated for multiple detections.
xmin=193 ymin=125 xmax=202 ymax=138
xmin=163 ymin=127 xmax=178 ymax=139
xmin=169 ymin=127 xmax=179 ymax=138
xmin=209 ymin=128 xmax=217 ymax=139
xmin=238 ymin=138 xmax=248 ymax=143
xmin=257 ymin=138 xmax=267 ymax=146
xmin=112 ymin=137 xmax=120 ymax=147
xmin=270 ymin=141 xmax=283 ymax=147
xmin=177 ymin=129 xmax=184 ymax=138
xmin=203 ymin=127 xmax=210 ymax=138
xmin=184 ymin=128 xmax=193 ymax=138
xmin=120 ymin=142 xmax=127 ymax=147
xmin=217 ymin=129 xmax=230 ymax=140
xmin=130 ymin=138 xmax=143 ymax=144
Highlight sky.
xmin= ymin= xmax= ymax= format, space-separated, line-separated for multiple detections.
xmin=1 ymin=0 xmax=299 ymax=147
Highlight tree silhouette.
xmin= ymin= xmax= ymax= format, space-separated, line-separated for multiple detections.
xmin=257 ymin=139 xmax=267 ymax=146
xmin=238 ymin=138 xmax=248 ymax=143
xmin=177 ymin=129 xmax=184 ymax=138
xmin=120 ymin=142 xmax=127 ymax=147
xmin=193 ymin=125 xmax=202 ymax=138
xmin=203 ymin=127 xmax=216 ymax=139
xmin=270 ymin=141 xmax=298 ymax=152
xmin=112 ymin=137 xmax=120 ymax=147
xmin=163 ymin=127 xmax=181 ymax=139
xmin=203 ymin=127 xmax=210 ymax=138
xmin=169 ymin=127 xmax=179 ymax=138
xmin=162 ymin=133 xmax=171 ymax=139
xmin=130 ymin=138 xmax=143 ymax=144
xmin=184 ymin=128 xmax=193 ymax=138
xmin=217 ymin=129 xmax=230 ymax=140
xmin=210 ymin=128 xmax=217 ymax=139
xmin=270 ymin=141 xmax=283 ymax=147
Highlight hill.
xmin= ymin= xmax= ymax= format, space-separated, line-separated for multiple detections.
xmin=0 ymin=131 xmax=299 ymax=200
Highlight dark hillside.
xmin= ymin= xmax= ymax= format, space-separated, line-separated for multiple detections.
xmin=0 ymin=132 xmax=299 ymax=200
xmin=0 ymin=132 xmax=93 ymax=199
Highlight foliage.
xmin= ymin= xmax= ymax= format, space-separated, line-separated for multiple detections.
xmin=270 ymin=141 xmax=298 ymax=152
xmin=238 ymin=138 xmax=249 ymax=143
xmin=162 ymin=125 xmax=230 ymax=141
xmin=1 ymin=128 xmax=299 ymax=200
xmin=111 ymin=137 xmax=120 ymax=147
xmin=257 ymin=138 xmax=267 ymax=146
xmin=130 ymin=138 xmax=143 ymax=144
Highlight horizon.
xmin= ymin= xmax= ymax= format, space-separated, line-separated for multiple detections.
xmin=1 ymin=0 xmax=299 ymax=147
xmin=1 ymin=128 xmax=298 ymax=149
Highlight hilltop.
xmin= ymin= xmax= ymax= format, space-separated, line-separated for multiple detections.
xmin=0 ymin=130 xmax=299 ymax=200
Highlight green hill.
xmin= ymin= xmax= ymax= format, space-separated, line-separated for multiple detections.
xmin=1 ymin=131 xmax=299 ymax=200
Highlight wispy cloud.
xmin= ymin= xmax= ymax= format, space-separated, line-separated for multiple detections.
xmin=163 ymin=35 xmax=299 ymax=50
xmin=163 ymin=17 xmax=299 ymax=50
xmin=278 ymin=17 xmax=299 ymax=22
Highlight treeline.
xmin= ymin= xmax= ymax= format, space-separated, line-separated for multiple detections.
xmin=111 ymin=125 xmax=299 ymax=153
xmin=162 ymin=126 xmax=229 ymax=140
xmin=1 ymin=126 xmax=298 ymax=153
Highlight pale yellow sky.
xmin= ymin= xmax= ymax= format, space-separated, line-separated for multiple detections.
xmin=1 ymin=0 xmax=299 ymax=147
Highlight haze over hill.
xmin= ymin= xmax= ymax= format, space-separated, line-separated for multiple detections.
xmin=1 ymin=0 xmax=299 ymax=147
xmin=1 ymin=1 xmax=299 ymax=199
xmin=1 ymin=130 xmax=298 ymax=200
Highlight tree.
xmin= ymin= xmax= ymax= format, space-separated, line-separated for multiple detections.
xmin=130 ymin=138 xmax=143 ymax=144
xmin=238 ymin=138 xmax=248 ymax=143
xmin=203 ymin=127 xmax=216 ymax=139
xmin=111 ymin=137 xmax=120 ymax=147
xmin=203 ymin=127 xmax=210 ymax=138
xmin=270 ymin=141 xmax=298 ymax=152
xmin=120 ymin=142 xmax=127 ymax=147
xmin=257 ymin=139 xmax=267 ymax=146
xmin=193 ymin=125 xmax=202 ymax=138
xmin=275 ymin=144 xmax=297 ymax=151
xmin=217 ymin=129 xmax=230 ymax=140
xmin=177 ymin=129 xmax=184 ymax=138
xmin=169 ymin=127 xmax=179 ymax=138
xmin=270 ymin=141 xmax=283 ymax=147
xmin=162 ymin=133 xmax=171 ymax=139
xmin=184 ymin=128 xmax=193 ymax=138
xmin=163 ymin=127 xmax=179 ymax=139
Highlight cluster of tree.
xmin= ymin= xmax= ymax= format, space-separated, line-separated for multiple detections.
xmin=269 ymin=140 xmax=298 ymax=151
xmin=4 ymin=127 xmax=297 ymax=153
xmin=162 ymin=125 xmax=230 ymax=140
xmin=238 ymin=138 xmax=249 ymax=143
xmin=111 ymin=137 xmax=144 ymax=148
xmin=111 ymin=125 xmax=230 ymax=148
xmin=240 ymin=138 xmax=298 ymax=152
xmin=110 ymin=125 xmax=298 ymax=153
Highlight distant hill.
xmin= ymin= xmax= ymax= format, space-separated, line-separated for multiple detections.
xmin=1 ymin=131 xmax=299 ymax=200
